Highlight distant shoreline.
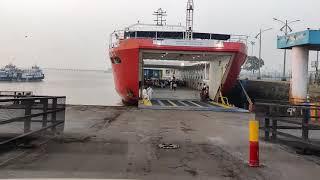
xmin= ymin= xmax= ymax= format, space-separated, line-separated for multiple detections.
xmin=43 ymin=68 xmax=112 ymax=73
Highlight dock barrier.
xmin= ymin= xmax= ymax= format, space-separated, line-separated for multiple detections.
xmin=0 ymin=95 xmax=66 ymax=147
xmin=255 ymin=102 xmax=320 ymax=151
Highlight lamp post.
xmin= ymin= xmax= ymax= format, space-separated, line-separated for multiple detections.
xmin=255 ymin=28 xmax=272 ymax=80
xmin=273 ymin=18 xmax=300 ymax=81
xmin=315 ymin=28 xmax=320 ymax=84
xmin=316 ymin=50 xmax=319 ymax=84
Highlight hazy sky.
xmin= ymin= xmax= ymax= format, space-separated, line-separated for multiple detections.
xmin=0 ymin=0 xmax=319 ymax=71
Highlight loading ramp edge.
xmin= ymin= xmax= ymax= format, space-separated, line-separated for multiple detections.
xmin=139 ymin=99 xmax=249 ymax=113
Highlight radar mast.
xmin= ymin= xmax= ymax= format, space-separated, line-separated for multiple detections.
xmin=153 ymin=8 xmax=167 ymax=26
xmin=186 ymin=0 xmax=194 ymax=39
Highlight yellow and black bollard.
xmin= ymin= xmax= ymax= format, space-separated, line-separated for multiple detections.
xmin=249 ymin=119 xmax=260 ymax=167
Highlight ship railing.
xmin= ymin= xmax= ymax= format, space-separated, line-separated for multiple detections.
xmin=228 ymin=35 xmax=249 ymax=46
xmin=109 ymin=30 xmax=248 ymax=48
xmin=0 ymin=91 xmax=33 ymax=96
xmin=109 ymin=30 xmax=125 ymax=48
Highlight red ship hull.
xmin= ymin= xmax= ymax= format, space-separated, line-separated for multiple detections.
xmin=110 ymin=39 xmax=247 ymax=104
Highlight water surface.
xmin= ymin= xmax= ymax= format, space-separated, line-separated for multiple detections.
xmin=0 ymin=69 xmax=121 ymax=106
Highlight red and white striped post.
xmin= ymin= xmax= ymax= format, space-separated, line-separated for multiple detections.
xmin=249 ymin=119 xmax=260 ymax=167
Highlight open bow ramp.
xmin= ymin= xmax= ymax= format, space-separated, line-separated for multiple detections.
xmin=139 ymin=98 xmax=248 ymax=112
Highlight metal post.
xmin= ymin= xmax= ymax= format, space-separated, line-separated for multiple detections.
xmin=302 ymin=108 xmax=309 ymax=141
xmin=24 ymin=100 xmax=32 ymax=133
xmin=264 ymin=118 xmax=270 ymax=141
xmin=186 ymin=0 xmax=194 ymax=39
xmin=258 ymin=29 xmax=262 ymax=80
xmin=51 ymin=98 xmax=57 ymax=133
xmin=282 ymin=20 xmax=288 ymax=81
xmin=272 ymin=119 xmax=277 ymax=141
xmin=41 ymin=99 xmax=48 ymax=128
xmin=204 ymin=63 xmax=207 ymax=80
xmin=316 ymin=50 xmax=319 ymax=85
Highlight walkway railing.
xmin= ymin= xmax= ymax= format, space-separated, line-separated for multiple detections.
xmin=0 ymin=96 xmax=66 ymax=146
xmin=255 ymin=102 xmax=320 ymax=151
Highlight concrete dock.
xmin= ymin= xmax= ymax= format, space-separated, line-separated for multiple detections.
xmin=0 ymin=105 xmax=320 ymax=179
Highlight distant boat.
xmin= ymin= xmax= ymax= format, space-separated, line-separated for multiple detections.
xmin=0 ymin=64 xmax=45 ymax=82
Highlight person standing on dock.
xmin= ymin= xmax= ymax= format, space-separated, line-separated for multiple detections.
xmin=173 ymin=81 xmax=177 ymax=91
xmin=142 ymin=87 xmax=149 ymax=100
xmin=171 ymin=76 xmax=177 ymax=91
xmin=147 ymin=86 xmax=154 ymax=100
xmin=200 ymin=85 xmax=209 ymax=101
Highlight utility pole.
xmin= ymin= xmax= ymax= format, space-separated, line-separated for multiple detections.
xmin=255 ymin=28 xmax=272 ymax=80
xmin=258 ymin=29 xmax=262 ymax=79
xmin=283 ymin=20 xmax=288 ymax=81
xmin=273 ymin=18 xmax=300 ymax=81
xmin=316 ymin=50 xmax=319 ymax=84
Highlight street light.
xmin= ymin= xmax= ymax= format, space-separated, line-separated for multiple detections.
xmin=316 ymin=27 xmax=320 ymax=84
xmin=255 ymin=28 xmax=273 ymax=80
xmin=316 ymin=50 xmax=319 ymax=84
xmin=273 ymin=18 xmax=301 ymax=81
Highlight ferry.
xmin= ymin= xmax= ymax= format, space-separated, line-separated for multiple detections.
xmin=109 ymin=1 xmax=247 ymax=105
xmin=0 ymin=64 xmax=45 ymax=82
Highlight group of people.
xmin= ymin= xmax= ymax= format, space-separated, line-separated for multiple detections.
xmin=142 ymin=86 xmax=154 ymax=101
xmin=142 ymin=80 xmax=210 ymax=103
xmin=144 ymin=78 xmax=185 ymax=89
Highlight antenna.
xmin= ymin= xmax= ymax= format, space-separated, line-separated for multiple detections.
xmin=153 ymin=8 xmax=167 ymax=26
xmin=186 ymin=0 xmax=194 ymax=39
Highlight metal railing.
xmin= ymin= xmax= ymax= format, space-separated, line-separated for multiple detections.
xmin=0 ymin=91 xmax=33 ymax=97
xmin=0 ymin=96 xmax=66 ymax=146
xmin=109 ymin=29 xmax=248 ymax=49
xmin=238 ymin=80 xmax=253 ymax=112
xmin=256 ymin=102 xmax=320 ymax=150
xmin=228 ymin=34 xmax=249 ymax=45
